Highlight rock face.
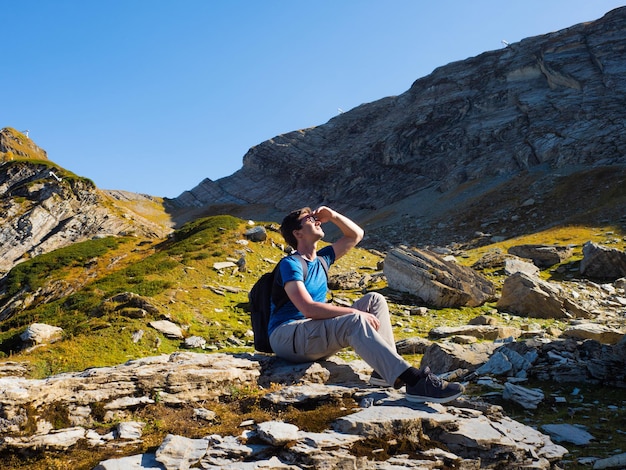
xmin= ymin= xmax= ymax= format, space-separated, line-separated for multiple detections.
xmin=5 ymin=9 xmax=626 ymax=262
xmin=0 ymin=129 xmax=173 ymax=274
xmin=167 ymin=7 xmax=626 ymax=247
xmin=383 ymin=246 xmax=495 ymax=307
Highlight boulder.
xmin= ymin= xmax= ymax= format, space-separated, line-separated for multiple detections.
xmin=93 ymin=453 xmax=163 ymax=470
xmin=257 ymin=421 xmax=300 ymax=446
xmin=508 ymin=244 xmax=573 ymax=268
xmin=395 ymin=336 xmax=432 ymax=355
xmin=333 ymin=401 xmax=567 ymax=467
xmin=384 ymin=247 xmax=495 ymax=308
xmin=541 ymin=423 xmax=595 ymax=445
xmin=213 ymin=261 xmax=237 ymax=270
xmin=502 ymin=382 xmax=545 ymax=409
xmin=149 ymin=320 xmax=184 ymax=339
xmin=20 ymin=323 xmax=63 ymax=347
xmin=580 ymin=241 xmax=626 ymax=280
xmin=504 ymin=257 xmax=540 ymax=277
xmin=116 ymin=421 xmax=145 ymax=440
xmin=155 ymin=434 xmax=209 ymax=469
xmin=471 ymin=249 xmax=506 ymax=270
xmin=497 ymin=272 xmax=590 ymax=319
xmin=420 ymin=341 xmax=499 ymax=374
xmin=244 ymin=226 xmax=267 ymax=242
xmin=2 ymin=426 xmax=86 ymax=450
xmin=183 ymin=336 xmax=207 ymax=349
xmin=562 ymin=322 xmax=625 ymax=344
xmin=475 ymin=347 xmax=534 ymax=378
xmin=592 ymin=452 xmax=626 ymax=469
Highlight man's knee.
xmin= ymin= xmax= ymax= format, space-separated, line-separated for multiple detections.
xmin=365 ymin=292 xmax=387 ymax=309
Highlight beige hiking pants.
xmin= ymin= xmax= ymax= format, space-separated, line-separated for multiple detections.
xmin=269 ymin=292 xmax=411 ymax=385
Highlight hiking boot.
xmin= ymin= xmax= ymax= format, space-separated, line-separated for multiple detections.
xmin=369 ymin=371 xmax=404 ymax=389
xmin=405 ymin=367 xmax=465 ymax=403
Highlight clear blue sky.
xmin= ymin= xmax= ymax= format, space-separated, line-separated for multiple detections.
xmin=3 ymin=1 xmax=624 ymax=198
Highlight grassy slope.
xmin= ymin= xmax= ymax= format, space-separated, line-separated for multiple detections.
xmin=0 ymin=215 xmax=387 ymax=375
xmin=1 ymin=214 xmax=623 ymax=377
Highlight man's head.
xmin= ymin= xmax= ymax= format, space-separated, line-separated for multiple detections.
xmin=280 ymin=207 xmax=318 ymax=249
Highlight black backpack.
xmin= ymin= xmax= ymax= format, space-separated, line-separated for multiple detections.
xmin=248 ymin=254 xmax=328 ymax=353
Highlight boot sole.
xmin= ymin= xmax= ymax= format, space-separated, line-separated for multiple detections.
xmin=405 ymin=391 xmax=463 ymax=404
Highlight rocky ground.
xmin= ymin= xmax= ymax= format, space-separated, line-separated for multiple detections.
xmin=0 ymin=331 xmax=624 ymax=470
xmin=0 ymin=352 xmax=571 ymax=470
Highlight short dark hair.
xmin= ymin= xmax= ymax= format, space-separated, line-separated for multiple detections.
xmin=280 ymin=207 xmax=311 ymax=249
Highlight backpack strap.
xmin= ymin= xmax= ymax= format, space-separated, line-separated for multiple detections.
xmin=295 ymin=254 xmax=308 ymax=280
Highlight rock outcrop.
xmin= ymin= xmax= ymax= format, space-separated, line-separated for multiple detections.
xmin=497 ymin=272 xmax=590 ymax=319
xmin=2 ymin=336 xmax=624 ymax=468
xmin=0 ymin=128 xmax=173 ymax=274
xmin=580 ymin=241 xmax=626 ymax=280
xmin=508 ymin=244 xmax=574 ymax=268
xmin=19 ymin=323 xmax=63 ymax=348
xmin=0 ymin=127 xmax=47 ymax=161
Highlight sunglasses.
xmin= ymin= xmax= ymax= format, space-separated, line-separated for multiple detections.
xmin=298 ymin=214 xmax=318 ymax=227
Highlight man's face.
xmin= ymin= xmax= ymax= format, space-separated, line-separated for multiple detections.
xmin=297 ymin=213 xmax=324 ymax=240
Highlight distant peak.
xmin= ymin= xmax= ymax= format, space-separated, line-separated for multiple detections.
xmin=0 ymin=127 xmax=48 ymax=162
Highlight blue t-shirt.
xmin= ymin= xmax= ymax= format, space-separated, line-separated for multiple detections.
xmin=267 ymin=245 xmax=335 ymax=336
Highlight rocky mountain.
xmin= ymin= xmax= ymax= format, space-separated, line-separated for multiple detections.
xmin=0 ymin=128 xmax=173 ymax=275
xmin=168 ymin=7 xmax=626 ymax=249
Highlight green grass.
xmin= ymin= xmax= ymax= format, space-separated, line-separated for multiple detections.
xmin=0 ymin=215 xmax=277 ymax=371
xmin=2 ymin=237 xmax=121 ymax=297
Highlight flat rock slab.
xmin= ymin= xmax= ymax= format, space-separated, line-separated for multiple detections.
xmin=541 ymin=423 xmax=595 ymax=445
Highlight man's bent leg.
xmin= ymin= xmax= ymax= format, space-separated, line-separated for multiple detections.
xmin=270 ymin=314 xmax=410 ymax=385
xmin=324 ymin=313 xmax=411 ymax=386
xmin=352 ymin=292 xmax=396 ymax=349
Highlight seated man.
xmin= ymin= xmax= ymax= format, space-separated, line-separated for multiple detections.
xmin=268 ymin=205 xmax=464 ymax=403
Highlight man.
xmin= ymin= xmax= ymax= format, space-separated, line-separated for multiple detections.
xmin=268 ymin=205 xmax=465 ymax=403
